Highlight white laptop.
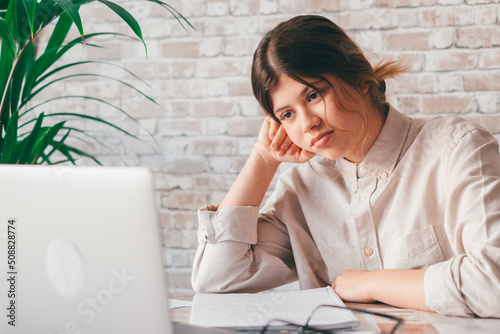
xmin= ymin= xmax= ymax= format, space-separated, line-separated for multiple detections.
xmin=0 ymin=165 xmax=227 ymax=334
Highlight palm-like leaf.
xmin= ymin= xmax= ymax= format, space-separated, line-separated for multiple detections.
xmin=97 ymin=0 xmax=147 ymax=54
xmin=54 ymin=0 xmax=85 ymax=39
xmin=0 ymin=0 xmax=191 ymax=165
xmin=0 ymin=19 xmax=16 ymax=57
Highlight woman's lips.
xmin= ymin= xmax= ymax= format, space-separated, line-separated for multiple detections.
xmin=310 ymin=130 xmax=334 ymax=148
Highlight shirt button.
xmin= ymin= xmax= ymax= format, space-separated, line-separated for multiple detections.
xmin=359 ymin=194 xmax=367 ymax=202
xmin=364 ymin=247 xmax=374 ymax=256
xmin=379 ymin=172 xmax=388 ymax=180
xmin=359 ymin=166 xmax=367 ymax=174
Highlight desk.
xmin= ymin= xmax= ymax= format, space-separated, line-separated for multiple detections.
xmin=170 ymin=294 xmax=500 ymax=333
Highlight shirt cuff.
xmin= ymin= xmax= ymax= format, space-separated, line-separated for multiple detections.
xmin=424 ymin=256 xmax=474 ymax=317
xmin=197 ymin=205 xmax=259 ymax=245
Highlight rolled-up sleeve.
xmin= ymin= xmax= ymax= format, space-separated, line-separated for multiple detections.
xmin=424 ymin=128 xmax=500 ymax=317
xmin=192 ymin=205 xmax=297 ymax=293
xmin=196 ymin=206 xmax=259 ymax=245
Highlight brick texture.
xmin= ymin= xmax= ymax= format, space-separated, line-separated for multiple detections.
xmin=37 ymin=0 xmax=500 ymax=293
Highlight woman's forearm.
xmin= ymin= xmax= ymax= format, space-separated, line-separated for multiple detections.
xmin=218 ymin=149 xmax=280 ymax=210
xmin=369 ymin=269 xmax=433 ymax=311
xmin=333 ymin=269 xmax=435 ymax=312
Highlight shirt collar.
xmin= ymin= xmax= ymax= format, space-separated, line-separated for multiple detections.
xmin=339 ymin=105 xmax=412 ymax=181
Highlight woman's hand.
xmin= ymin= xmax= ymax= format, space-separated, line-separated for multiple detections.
xmin=332 ymin=270 xmax=376 ymax=303
xmin=254 ymin=117 xmax=315 ymax=164
xmin=332 ymin=269 xmax=433 ymax=311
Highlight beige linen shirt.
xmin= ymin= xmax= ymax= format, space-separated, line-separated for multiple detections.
xmin=192 ymin=107 xmax=500 ymax=318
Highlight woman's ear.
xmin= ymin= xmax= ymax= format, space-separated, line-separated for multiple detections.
xmin=358 ymin=82 xmax=369 ymax=94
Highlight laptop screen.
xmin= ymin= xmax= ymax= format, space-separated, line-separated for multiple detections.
xmin=0 ymin=165 xmax=172 ymax=334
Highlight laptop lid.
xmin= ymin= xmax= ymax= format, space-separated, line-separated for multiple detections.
xmin=0 ymin=165 xmax=172 ymax=334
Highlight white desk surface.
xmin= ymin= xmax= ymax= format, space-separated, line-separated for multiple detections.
xmin=169 ymin=294 xmax=500 ymax=333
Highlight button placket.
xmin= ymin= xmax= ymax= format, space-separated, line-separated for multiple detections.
xmin=350 ymin=175 xmax=383 ymax=271
xmin=350 ymin=182 xmax=358 ymax=191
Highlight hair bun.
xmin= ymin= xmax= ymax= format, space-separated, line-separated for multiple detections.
xmin=379 ymin=80 xmax=386 ymax=94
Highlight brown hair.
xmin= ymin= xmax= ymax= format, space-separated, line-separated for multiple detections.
xmin=251 ymin=15 xmax=407 ymax=124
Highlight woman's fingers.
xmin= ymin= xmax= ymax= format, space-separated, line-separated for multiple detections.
xmin=268 ymin=118 xmax=307 ymax=157
xmin=276 ymin=135 xmax=294 ymax=156
xmin=258 ymin=116 xmax=314 ymax=163
xmin=270 ymin=122 xmax=291 ymax=152
xmin=268 ymin=117 xmax=281 ymax=140
xmin=286 ymin=143 xmax=299 ymax=156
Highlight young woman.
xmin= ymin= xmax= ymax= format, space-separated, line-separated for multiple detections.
xmin=191 ymin=15 xmax=500 ymax=318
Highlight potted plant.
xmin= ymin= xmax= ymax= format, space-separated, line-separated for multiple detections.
xmin=0 ymin=0 xmax=191 ymax=165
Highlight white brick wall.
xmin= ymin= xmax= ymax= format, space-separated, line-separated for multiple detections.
xmin=38 ymin=0 xmax=500 ymax=293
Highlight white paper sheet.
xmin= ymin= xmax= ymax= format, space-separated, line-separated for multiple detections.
xmin=169 ymin=299 xmax=194 ymax=309
xmin=190 ymin=287 xmax=360 ymax=331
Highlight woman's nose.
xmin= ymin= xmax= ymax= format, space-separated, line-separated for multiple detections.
xmin=301 ymin=109 xmax=321 ymax=133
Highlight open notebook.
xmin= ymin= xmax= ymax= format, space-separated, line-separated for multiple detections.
xmin=190 ymin=286 xmax=361 ymax=331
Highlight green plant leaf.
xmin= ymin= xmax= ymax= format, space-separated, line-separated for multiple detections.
xmin=18 ymin=111 xmax=44 ymax=163
xmin=5 ymin=0 xmax=20 ymax=44
xmin=10 ymin=41 xmax=32 ymax=115
xmin=20 ymin=95 xmax=157 ymax=142
xmin=43 ymin=157 xmax=75 ymax=165
xmin=12 ymin=135 xmax=29 ymax=163
xmin=59 ymin=125 xmax=128 ymax=159
xmin=97 ymin=0 xmax=147 ymax=54
xmin=37 ymin=60 xmax=151 ymax=89
xmin=44 ymin=127 xmax=70 ymax=159
xmin=0 ymin=34 xmax=14 ymax=116
xmin=39 ymin=153 xmax=52 ymax=164
xmin=45 ymin=11 xmax=73 ymax=52
xmin=0 ymin=18 xmax=16 ymax=57
xmin=49 ymin=140 xmax=78 ymax=165
xmin=146 ymin=0 xmax=194 ymax=32
xmin=21 ymin=112 xmax=143 ymax=143
xmin=54 ymin=0 xmax=85 ymax=41
xmin=34 ymin=0 xmax=60 ymax=26
xmin=58 ymin=142 xmax=102 ymax=165
xmin=0 ymin=109 xmax=19 ymax=163
xmin=1 ymin=0 xmax=191 ymax=166
xmin=0 ymin=46 xmax=13 ymax=135
xmin=7 ymin=0 xmax=32 ymax=48
xmin=24 ymin=73 xmax=159 ymax=111
xmin=21 ymin=46 xmax=57 ymax=101
xmin=30 ymin=120 xmax=65 ymax=163
xmin=34 ymin=0 xmax=69 ymax=35
xmin=12 ymin=120 xmax=69 ymax=164
xmin=45 ymin=142 xmax=72 ymax=164
xmin=0 ymin=0 xmax=8 ymax=11
xmin=22 ymin=32 xmax=136 ymax=101
xmin=54 ymin=31 xmax=137 ymax=63
xmin=21 ymin=0 xmax=36 ymax=39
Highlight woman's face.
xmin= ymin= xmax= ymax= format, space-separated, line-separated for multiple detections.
xmin=270 ymin=75 xmax=379 ymax=162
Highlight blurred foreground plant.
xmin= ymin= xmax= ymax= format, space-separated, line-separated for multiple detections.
xmin=0 ymin=0 xmax=191 ymax=164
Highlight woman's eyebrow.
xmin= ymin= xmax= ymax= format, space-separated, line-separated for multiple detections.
xmin=274 ymin=105 xmax=291 ymax=115
xmin=300 ymin=79 xmax=324 ymax=96
xmin=274 ymin=79 xmax=325 ymax=114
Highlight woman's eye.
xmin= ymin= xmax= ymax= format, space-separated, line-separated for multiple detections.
xmin=308 ymin=91 xmax=319 ymax=102
xmin=280 ymin=111 xmax=293 ymax=120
